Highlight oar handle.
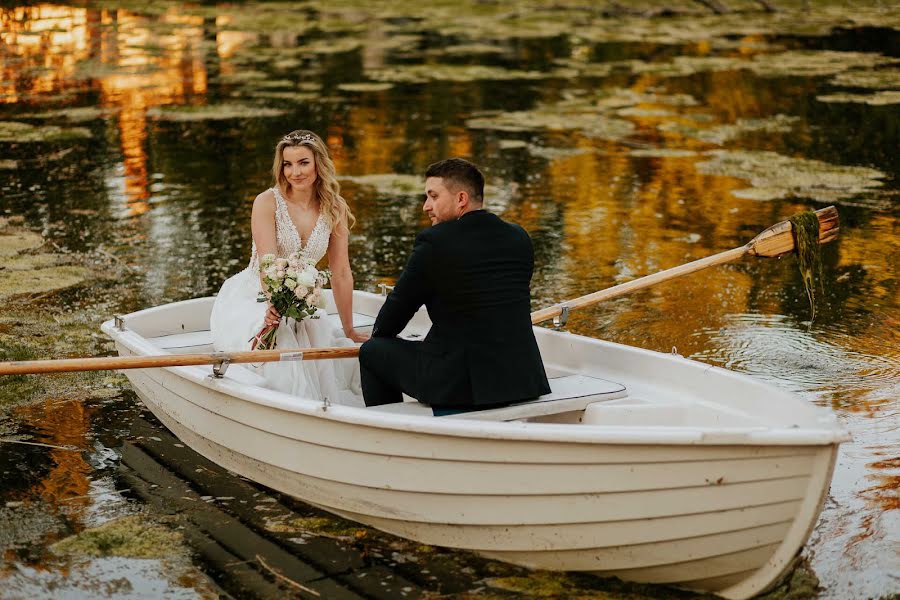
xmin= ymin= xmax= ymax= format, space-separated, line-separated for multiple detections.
xmin=530 ymin=246 xmax=749 ymax=324
xmin=0 ymin=346 xmax=361 ymax=376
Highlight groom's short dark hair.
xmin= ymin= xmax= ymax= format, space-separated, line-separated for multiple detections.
xmin=425 ymin=158 xmax=484 ymax=204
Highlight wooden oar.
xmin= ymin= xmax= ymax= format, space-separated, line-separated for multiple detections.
xmin=529 ymin=205 xmax=838 ymax=325
xmin=0 ymin=206 xmax=838 ymax=376
xmin=0 ymin=346 xmax=361 ymax=376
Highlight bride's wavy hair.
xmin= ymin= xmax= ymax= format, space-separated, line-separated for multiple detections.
xmin=272 ymin=130 xmax=355 ymax=232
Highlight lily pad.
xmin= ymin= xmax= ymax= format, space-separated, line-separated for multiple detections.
xmin=146 ymin=104 xmax=287 ymax=121
xmin=695 ymin=150 xmax=886 ymax=203
xmin=816 ymin=91 xmax=900 ymax=105
xmin=0 ymin=121 xmax=91 ymax=143
xmin=0 ymin=159 xmax=17 ymax=169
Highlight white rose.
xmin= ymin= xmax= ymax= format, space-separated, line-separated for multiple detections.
xmin=264 ymin=267 xmax=277 ymax=280
xmin=294 ymin=285 xmax=308 ymax=299
xmin=284 ymin=278 xmax=297 ymax=290
xmin=314 ymin=291 xmax=327 ymax=308
xmin=261 ymin=253 xmax=276 ymax=268
xmin=275 ymin=258 xmax=288 ymax=269
xmin=296 ymin=270 xmax=316 ymax=287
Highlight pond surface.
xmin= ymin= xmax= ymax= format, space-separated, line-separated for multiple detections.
xmin=0 ymin=1 xmax=898 ymax=598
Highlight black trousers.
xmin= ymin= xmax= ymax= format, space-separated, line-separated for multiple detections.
xmin=359 ymin=337 xmax=421 ymax=407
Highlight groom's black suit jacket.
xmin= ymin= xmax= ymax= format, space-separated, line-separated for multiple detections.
xmin=371 ymin=209 xmax=551 ymax=407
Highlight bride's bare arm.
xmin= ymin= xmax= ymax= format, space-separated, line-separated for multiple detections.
xmin=250 ymin=190 xmax=280 ymax=326
xmin=327 ymin=211 xmax=369 ymax=343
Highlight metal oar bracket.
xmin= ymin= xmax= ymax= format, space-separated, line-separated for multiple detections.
xmin=553 ymin=304 xmax=570 ymax=330
xmin=211 ymin=353 xmax=230 ymax=378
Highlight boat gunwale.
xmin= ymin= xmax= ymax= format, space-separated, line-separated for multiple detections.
xmin=102 ymin=315 xmax=849 ymax=447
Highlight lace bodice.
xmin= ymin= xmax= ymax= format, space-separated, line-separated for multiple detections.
xmin=248 ymin=187 xmax=331 ymax=273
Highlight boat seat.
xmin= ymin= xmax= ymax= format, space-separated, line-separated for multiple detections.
xmin=368 ymin=374 xmax=627 ymax=421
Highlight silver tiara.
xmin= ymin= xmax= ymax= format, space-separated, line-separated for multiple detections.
xmin=282 ymin=132 xmax=315 ymax=144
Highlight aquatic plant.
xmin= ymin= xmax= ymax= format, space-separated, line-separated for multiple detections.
xmin=51 ymin=515 xmax=184 ymax=559
xmin=0 ymin=121 xmax=91 ymax=143
xmin=789 ymin=211 xmax=825 ymax=322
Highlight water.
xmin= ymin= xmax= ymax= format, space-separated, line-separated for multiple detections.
xmin=1 ymin=2 xmax=898 ymax=598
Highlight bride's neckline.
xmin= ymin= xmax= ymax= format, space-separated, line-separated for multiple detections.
xmin=275 ymin=187 xmax=324 ymax=247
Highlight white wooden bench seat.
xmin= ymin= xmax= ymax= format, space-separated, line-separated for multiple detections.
xmin=368 ymin=375 xmax=627 ymax=421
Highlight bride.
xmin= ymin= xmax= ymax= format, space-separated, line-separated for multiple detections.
xmin=210 ymin=130 xmax=369 ymax=405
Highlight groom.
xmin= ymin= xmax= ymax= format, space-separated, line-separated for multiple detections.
xmin=359 ymin=158 xmax=550 ymax=409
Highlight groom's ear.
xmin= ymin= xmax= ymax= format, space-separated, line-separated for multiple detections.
xmin=456 ymin=189 xmax=469 ymax=208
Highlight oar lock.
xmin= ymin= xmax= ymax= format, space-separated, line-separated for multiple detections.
xmin=211 ymin=352 xmax=231 ymax=378
xmin=553 ymin=304 xmax=571 ymax=330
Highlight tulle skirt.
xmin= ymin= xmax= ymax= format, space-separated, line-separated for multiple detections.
xmin=209 ymin=268 xmax=364 ymax=407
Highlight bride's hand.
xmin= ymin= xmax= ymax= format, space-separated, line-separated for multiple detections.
xmin=346 ymin=329 xmax=370 ymax=344
xmin=264 ymin=304 xmax=281 ymax=327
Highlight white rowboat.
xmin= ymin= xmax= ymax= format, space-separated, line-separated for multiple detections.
xmin=102 ymin=290 xmax=849 ymax=599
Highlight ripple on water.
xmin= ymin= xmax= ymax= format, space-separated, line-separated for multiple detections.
xmin=691 ymin=313 xmax=900 ymax=398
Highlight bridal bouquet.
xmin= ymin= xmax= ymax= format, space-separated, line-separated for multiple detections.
xmin=250 ymin=253 xmax=330 ymax=350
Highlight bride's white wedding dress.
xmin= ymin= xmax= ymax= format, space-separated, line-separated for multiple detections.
xmin=209 ymin=187 xmax=364 ymax=406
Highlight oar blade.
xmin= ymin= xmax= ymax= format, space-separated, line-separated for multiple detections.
xmin=749 ymin=206 xmax=839 ymax=258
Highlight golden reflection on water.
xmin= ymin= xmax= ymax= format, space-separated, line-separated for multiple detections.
xmin=16 ymin=399 xmax=93 ymax=514
xmin=0 ymin=3 xmax=897 ymax=595
xmin=1 ymin=4 xmax=210 ymax=211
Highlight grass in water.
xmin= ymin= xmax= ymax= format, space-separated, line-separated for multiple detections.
xmin=789 ymin=211 xmax=825 ymax=322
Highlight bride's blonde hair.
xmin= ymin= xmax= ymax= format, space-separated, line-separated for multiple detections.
xmin=272 ymin=130 xmax=355 ymax=232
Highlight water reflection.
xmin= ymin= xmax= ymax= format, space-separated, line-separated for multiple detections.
xmin=0 ymin=2 xmax=898 ymax=598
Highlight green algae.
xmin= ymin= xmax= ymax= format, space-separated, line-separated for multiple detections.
xmin=789 ymin=211 xmax=825 ymax=322
xmin=659 ymin=114 xmax=799 ymax=145
xmin=830 ymin=68 xmax=900 ymax=90
xmin=337 ymin=82 xmax=395 ymax=92
xmin=747 ymin=51 xmax=898 ymax=78
xmin=816 ymin=91 xmax=900 ymax=106
xmin=146 ymin=104 xmax=287 ymax=121
xmin=629 ymin=148 xmax=698 ymax=158
xmin=626 ymin=55 xmax=745 ymax=77
xmin=498 ymin=139 xmax=528 ymax=150
xmin=52 ymin=516 xmax=184 ymax=559
xmin=366 ymin=64 xmax=548 ymax=84
xmin=341 ymin=173 xmax=424 ymax=196
xmin=694 ymin=150 xmax=886 ymax=204
xmin=0 ymin=265 xmax=89 ymax=302
xmin=0 ymin=121 xmax=92 ymax=143
xmin=0 ymin=230 xmax=44 ymax=256
xmin=468 ymin=109 xmax=635 ymax=141
xmin=18 ymin=107 xmax=112 ymax=123
xmin=265 ymin=515 xmax=370 ymax=540
xmin=0 ymin=224 xmax=89 ymax=302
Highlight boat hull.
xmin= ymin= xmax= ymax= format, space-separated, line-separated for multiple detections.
xmin=119 ymin=357 xmax=837 ymax=600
